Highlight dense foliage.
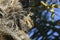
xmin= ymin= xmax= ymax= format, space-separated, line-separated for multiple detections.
xmin=0 ymin=0 xmax=60 ymax=40
xmin=28 ymin=0 xmax=60 ymax=40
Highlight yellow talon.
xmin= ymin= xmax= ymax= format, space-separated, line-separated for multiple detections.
xmin=50 ymin=9 xmax=54 ymax=12
xmin=41 ymin=1 xmax=50 ymax=9
xmin=47 ymin=6 xmax=50 ymax=9
xmin=52 ymin=14 xmax=54 ymax=18
xmin=41 ymin=1 xmax=47 ymax=6
xmin=52 ymin=4 xmax=55 ymax=8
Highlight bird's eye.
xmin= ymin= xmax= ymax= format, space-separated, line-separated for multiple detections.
xmin=0 ymin=12 xmax=3 ymax=18
xmin=0 ymin=8 xmax=3 ymax=18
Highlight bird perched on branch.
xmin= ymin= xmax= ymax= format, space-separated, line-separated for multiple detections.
xmin=0 ymin=0 xmax=34 ymax=40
